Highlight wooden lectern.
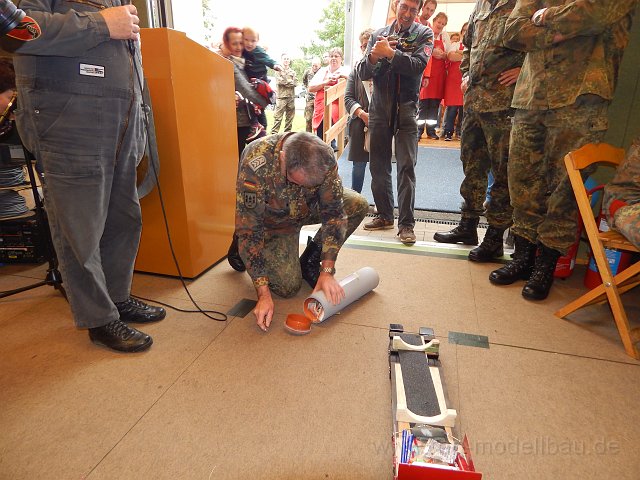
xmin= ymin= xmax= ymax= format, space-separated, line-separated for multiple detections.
xmin=135 ymin=28 xmax=238 ymax=278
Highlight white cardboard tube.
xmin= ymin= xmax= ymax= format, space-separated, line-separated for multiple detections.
xmin=303 ymin=267 xmax=380 ymax=323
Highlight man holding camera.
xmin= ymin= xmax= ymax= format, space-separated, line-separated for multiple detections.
xmin=356 ymin=0 xmax=433 ymax=245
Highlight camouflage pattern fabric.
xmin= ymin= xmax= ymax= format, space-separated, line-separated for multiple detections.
xmin=272 ymin=66 xmax=297 ymax=133
xmin=504 ymin=0 xmax=637 ymax=254
xmin=604 ymin=135 xmax=640 ymax=250
xmin=304 ymin=98 xmax=314 ymax=132
xmin=504 ymin=0 xmax=638 ymax=110
xmin=457 ymin=0 xmax=524 ymax=228
xmin=459 ymin=109 xmax=514 ymax=228
xmin=302 ymin=67 xmax=317 ymax=132
xmin=271 ymin=96 xmax=296 ymax=133
xmin=508 ymin=100 xmax=609 ymax=254
xmin=610 ymin=204 xmax=640 ymax=251
xmin=235 ymin=134 xmax=368 ymax=296
xmin=274 ymin=66 xmax=297 ymax=98
xmin=257 ymin=188 xmax=369 ymax=297
xmin=461 ymin=0 xmax=525 ymax=113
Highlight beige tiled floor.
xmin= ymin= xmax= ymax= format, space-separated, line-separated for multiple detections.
xmin=1 ymin=218 xmax=639 ymax=479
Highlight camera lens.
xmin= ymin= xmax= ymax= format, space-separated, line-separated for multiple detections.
xmin=0 ymin=0 xmax=26 ymax=36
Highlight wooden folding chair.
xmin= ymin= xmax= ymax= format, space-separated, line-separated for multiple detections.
xmin=555 ymin=143 xmax=640 ymax=359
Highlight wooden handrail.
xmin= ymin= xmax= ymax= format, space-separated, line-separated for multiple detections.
xmin=322 ymin=78 xmax=348 ymax=158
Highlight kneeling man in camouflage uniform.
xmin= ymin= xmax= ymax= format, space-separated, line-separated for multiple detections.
xmin=228 ymin=132 xmax=369 ymax=331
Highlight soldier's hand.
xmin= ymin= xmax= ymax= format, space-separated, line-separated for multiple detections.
xmin=254 ymin=287 xmax=274 ymax=332
xmin=101 ymin=5 xmax=140 ymax=41
xmin=314 ymin=274 xmax=345 ymax=306
xmin=498 ymin=67 xmax=521 ymax=86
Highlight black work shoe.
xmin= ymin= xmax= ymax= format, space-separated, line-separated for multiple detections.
xmin=227 ymin=234 xmax=246 ymax=272
xmin=426 ymin=129 xmax=439 ymax=140
xmin=115 ymin=297 xmax=166 ymax=323
xmin=489 ymin=235 xmax=537 ymax=285
xmin=522 ymin=243 xmax=562 ymax=300
xmin=300 ymin=236 xmax=322 ymax=288
xmin=89 ymin=320 xmax=153 ymax=353
xmin=433 ymin=217 xmax=479 ymax=245
xmin=468 ymin=226 xmax=505 ymax=262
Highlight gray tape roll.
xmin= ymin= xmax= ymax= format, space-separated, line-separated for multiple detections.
xmin=303 ymin=267 xmax=380 ymax=323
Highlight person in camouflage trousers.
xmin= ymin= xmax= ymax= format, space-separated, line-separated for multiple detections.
xmin=271 ymin=54 xmax=297 ymax=134
xmin=227 ymin=132 xmax=368 ymax=331
xmin=489 ymin=0 xmax=638 ymax=301
xmin=604 ymin=135 xmax=640 ymax=250
xmin=302 ymin=58 xmax=321 ymax=132
xmin=433 ymin=0 xmax=524 ymax=264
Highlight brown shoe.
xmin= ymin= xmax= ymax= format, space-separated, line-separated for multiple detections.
xmin=363 ymin=216 xmax=394 ymax=230
xmin=398 ymin=226 xmax=416 ymax=245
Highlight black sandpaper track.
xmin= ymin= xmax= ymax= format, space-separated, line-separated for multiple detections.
xmin=398 ymin=333 xmax=440 ymax=418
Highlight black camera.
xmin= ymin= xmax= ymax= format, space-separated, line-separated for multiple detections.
xmin=0 ymin=0 xmax=25 ymax=36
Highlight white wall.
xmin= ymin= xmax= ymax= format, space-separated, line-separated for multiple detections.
xmin=170 ymin=0 xmax=206 ymax=45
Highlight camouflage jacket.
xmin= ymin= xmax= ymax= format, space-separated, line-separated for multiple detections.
xmin=461 ymin=0 xmax=525 ymax=113
xmin=504 ymin=0 xmax=638 ymax=110
xmin=302 ymin=68 xmax=317 ymax=101
xmin=275 ymin=67 xmax=297 ymax=99
xmin=235 ymin=134 xmax=347 ymax=288
xmin=604 ymin=135 xmax=640 ymax=215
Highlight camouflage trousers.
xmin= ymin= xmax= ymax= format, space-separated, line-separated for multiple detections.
xmin=304 ymin=98 xmax=314 ymax=132
xmin=509 ymin=99 xmax=609 ymax=254
xmin=263 ymin=188 xmax=369 ymax=298
xmin=609 ymin=203 xmax=640 ymax=251
xmin=271 ymin=97 xmax=296 ymax=134
xmin=459 ymin=109 xmax=513 ymax=228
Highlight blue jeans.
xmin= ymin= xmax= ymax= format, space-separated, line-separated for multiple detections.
xmin=352 ymin=161 xmax=367 ymax=193
xmin=444 ymin=106 xmax=463 ymax=135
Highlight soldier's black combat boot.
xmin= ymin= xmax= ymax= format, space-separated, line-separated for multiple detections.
xmin=468 ymin=226 xmax=505 ymax=262
xmin=522 ymin=243 xmax=562 ymax=300
xmin=489 ymin=235 xmax=537 ymax=285
xmin=227 ymin=234 xmax=245 ymax=272
xmin=300 ymin=236 xmax=322 ymax=288
xmin=433 ymin=217 xmax=479 ymax=245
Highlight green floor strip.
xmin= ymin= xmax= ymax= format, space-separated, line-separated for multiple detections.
xmin=448 ymin=331 xmax=490 ymax=349
xmin=343 ymin=237 xmax=510 ymax=262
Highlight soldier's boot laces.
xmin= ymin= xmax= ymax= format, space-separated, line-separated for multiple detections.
xmin=522 ymin=243 xmax=562 ymax=301
xmin=489 ymin=235 xmax=537 ymax=285
xmin=468 ymin=226 xmax=506 ymax=262
xmin=227 ymin=234 xmax=246 ymax=272
xmin=433 ymin=217 xmax=479 ymax=245
xmin=300 ymin=236 xmax=322 ymax=288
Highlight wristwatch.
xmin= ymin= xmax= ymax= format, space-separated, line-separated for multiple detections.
xmin=320 ymin=266 xmax=336 ymax=275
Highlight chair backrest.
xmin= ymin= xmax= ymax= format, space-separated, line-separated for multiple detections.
xmin=565 ymin=143 xmax=625 ymax=171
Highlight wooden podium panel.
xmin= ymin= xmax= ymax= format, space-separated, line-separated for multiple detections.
xmin=135 ymin=28 xmax=238 ymax=278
